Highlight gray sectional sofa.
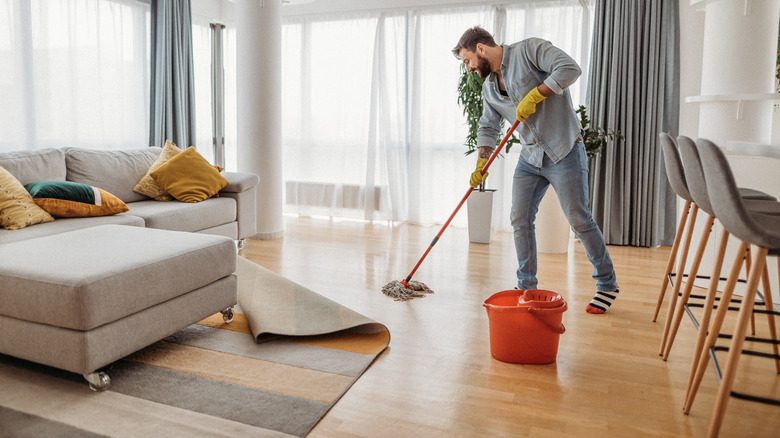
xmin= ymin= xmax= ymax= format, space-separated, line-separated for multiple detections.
xmin=0 ymin=146 xmax=259 ymax=245
xmin=0 ymin=146 xmax=260 ymax=390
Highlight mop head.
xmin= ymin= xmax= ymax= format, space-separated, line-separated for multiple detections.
xmin=381 ymin=280 xmax=434 ymax=301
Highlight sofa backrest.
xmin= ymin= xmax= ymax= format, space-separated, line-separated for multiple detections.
xmin=65 ymin=147 xmax=163 ymax=203
xmin=0 ymin=149 xmax=67 ymax=185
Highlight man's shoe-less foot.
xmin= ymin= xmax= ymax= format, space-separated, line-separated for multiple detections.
xmin=586 ymin=289 xmax=619 ymax=314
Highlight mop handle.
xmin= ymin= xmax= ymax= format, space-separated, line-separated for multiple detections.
xmin=403 ymin=120 xmax=521 ymax=283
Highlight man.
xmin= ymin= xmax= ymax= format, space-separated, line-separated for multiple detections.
xmin=452 ymin=26 xmax=619 ymax=314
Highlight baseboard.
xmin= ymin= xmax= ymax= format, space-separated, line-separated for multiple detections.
xmin=252 ymin=229 xmax=284 ymax=240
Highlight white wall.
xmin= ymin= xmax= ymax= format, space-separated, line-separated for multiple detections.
xmin=679 ymin=1 xmax=705 ymax=139
xmin=678 ymin=0 xmax=780 ymax=303
xmin=191 ymin=0 xmax=234 ymax=23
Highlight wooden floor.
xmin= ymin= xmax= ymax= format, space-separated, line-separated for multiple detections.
xmin=241 ymin=216 xmax=780 ymax=437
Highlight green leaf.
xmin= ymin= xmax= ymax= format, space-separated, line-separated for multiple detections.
xmin=576 ymin=104 xmax=623 ymax=158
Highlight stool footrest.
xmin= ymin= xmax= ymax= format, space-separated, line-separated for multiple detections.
xmin=709 ymin=344 xmax=780 ymax=407
xmin=730 ymin=391 xmax=780 ymax=406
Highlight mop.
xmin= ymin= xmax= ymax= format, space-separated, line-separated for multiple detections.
xmin=382 ymin=120 xmax=521 ymax=301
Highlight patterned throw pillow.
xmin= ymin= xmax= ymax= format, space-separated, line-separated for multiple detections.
xmin=0 ymin=166 xmax=54 ymax=230
xmin=25 ymin=181 xmax=129 ymax=217
xmin=133 ymin=139 xmax=182 ymax=201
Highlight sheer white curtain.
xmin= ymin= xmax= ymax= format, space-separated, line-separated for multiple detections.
xmin=380 ymin=7 xmax=496 ymax=226
xmin=223 ymin=26 xmax=238 ymax=171
xmin=489 ymin=1 xmax=593 ymax=232
xmin=191 ymin=17 xmax=215 ymax=164
xmin=192 ymin=22 xmax=237 ymax=172
xmin=279 ymin=1 xmax=591 ymax=230
xmin=0 ymin=0 xmax=149 ymax=152
xmin=282 ymin=15 xmax=381 ymax=218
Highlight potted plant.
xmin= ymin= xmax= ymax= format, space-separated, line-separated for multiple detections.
xmin=575 ymin=104 xmax=623 ymax=157
xmin=458 ymin=65 xmax=514 ymax=243
xmin=457 ymin=65 xmax=520 ymax=158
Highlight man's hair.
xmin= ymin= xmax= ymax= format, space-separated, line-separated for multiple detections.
xmin=452 ymin=26 xmax=497 ymax=59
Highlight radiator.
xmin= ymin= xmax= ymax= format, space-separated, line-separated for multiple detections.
xmin=285 ymin=181 xmax=385 ymax=211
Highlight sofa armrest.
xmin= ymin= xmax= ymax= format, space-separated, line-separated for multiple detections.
xmin=219 ymin=172 xmax=260 ymax=240
xmin=220 ymin=172 xmax=260 ymax=193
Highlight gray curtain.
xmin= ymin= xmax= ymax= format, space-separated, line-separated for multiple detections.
xmin=149 ymin=0 xmax=196 ymax=148
xmin=586 ymin=0 xmax=679 ymax=247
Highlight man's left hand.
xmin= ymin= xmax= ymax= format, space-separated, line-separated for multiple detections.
xmin=516 ymin=87 xmax=547 ymax=122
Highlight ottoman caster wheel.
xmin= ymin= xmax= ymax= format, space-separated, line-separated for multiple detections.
xmin=222 ymin=307 xmax=234 ymax=324
xmin=83 ymin=371 xmax=111 ymax=392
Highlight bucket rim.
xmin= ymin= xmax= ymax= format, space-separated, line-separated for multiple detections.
xmin=482 ymin=289 xmax=523 ymax=309
xmin=483 ymin=289 xmax=567 ymax=311
xmin=484 ymin=300 xmax=568 ymax=313
xmin=519 ymin=289 xmax=565 ymax=308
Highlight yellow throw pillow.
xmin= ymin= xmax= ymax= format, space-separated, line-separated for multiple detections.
xmin=133 ymin=139 xmax=182 ymax=201
xmin=150 ymin=146 xmax=229 ymax=203
xmin=0 ymin=166 xmax=54 ymax=230
xmin=25 ymin=181 xmax=129 ymax=218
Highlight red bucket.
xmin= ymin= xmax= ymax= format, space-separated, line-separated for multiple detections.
xmin=483 ymin=289 xmax=567 ymax=364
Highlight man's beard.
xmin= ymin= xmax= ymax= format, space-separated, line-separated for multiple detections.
xmin=476 ymin=54 xmax=492 ymax=78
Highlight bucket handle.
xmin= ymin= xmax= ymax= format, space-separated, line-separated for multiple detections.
xmin=528 ymin=308 xmax=566 ymax=334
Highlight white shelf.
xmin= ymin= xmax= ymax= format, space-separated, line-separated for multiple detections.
xmin=684 ymin=93 xmax=780 ymax=104
xmin=725 ymin=141 xmax=780 ymax=159
xmin=690 ymin=0 xmax=754 ymax=14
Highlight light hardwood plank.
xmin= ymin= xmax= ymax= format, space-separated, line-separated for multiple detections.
xmin=241 ymin=216 xmax=780 ymax=437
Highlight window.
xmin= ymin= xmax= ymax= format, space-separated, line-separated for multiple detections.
xmin=275 ymin=2 xmax=591 ymax=229
xmin=0 ymin=0 xmax=150 ymax=152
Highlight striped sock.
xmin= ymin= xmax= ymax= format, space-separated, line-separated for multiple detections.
xmin=586 ymin=289 xmax=619 ymax=314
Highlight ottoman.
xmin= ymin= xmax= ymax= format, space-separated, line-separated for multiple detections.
xmin=0 ymin=224 xmax=237 ymax=390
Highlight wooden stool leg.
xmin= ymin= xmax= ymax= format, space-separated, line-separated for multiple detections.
xmin=684 ymin=241 xmax=749 ymax=415
xmin=685 ymin=228 xmax=730 ymax=405
xmin=708 ymin=247 xmax=768 ymax=438
xmin=664 ymin=214 xmax=715 ymax=360
xmin=655 ymin=200 xmax=691 ymax=322
xmin=746 ymin=247 xmax=756 ymax=336
xmin=660 ymin=203 xmax=699 ymax=356
xmin=759 ymin=262 xmax=780 ymax=373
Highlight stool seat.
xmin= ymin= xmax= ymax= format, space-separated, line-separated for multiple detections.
xmin=739 ymin=187 xmax=777 ymax=201
xmin=744 ymin=199 xmax=780 ymax=216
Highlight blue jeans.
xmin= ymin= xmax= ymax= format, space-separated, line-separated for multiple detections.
xmin=510 ymin=141 xmax=618 ymax=292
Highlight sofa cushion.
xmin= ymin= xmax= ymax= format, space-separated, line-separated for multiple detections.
xmin=0 ymin=214 xmax=144 ymax=245
xmin=133 ymin=139 xmax=181 ymax=201
xmin=25 ymin=180 xmax=129 ymax=217
xmin=0 ymin=225 xmax=237 ymax=331
xmin=65 ymin=147 xmax=162 ymax=203
xmin=0 ymin=148 xmax=67 ymax=185
xmin=126 ymin=197 xmax=236 ymax=233
xmin=0 ymin=166 xmax=54 ymax=230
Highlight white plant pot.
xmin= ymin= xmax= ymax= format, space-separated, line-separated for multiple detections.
xmin=467 ymin=189 xmax=495 ymax=244
xmin=536 ymin=189 xmax=570 ymax=254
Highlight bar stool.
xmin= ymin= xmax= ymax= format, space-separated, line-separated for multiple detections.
xmin=663 ymin=136 xmax=780 ymax=361
xmin=684 ymin=138 xmax=780 ymax=437
xmin=654 ymin=133 xmax=699 ymax=327
xmin=654 ymin=134 xmax=775 ymax=356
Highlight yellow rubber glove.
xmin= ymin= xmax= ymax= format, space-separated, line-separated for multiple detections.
xmin=469 ymin=158 xmax=489 ymax=188
xmin=515 ymin=87 xmax=547 ymax=122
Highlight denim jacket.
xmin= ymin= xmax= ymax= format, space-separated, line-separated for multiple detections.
xmin=476 ymin=38 xmax=582 ymax=167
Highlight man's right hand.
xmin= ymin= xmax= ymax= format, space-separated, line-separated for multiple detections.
xmin=470 ymin=158 xmax=489 ymax=188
